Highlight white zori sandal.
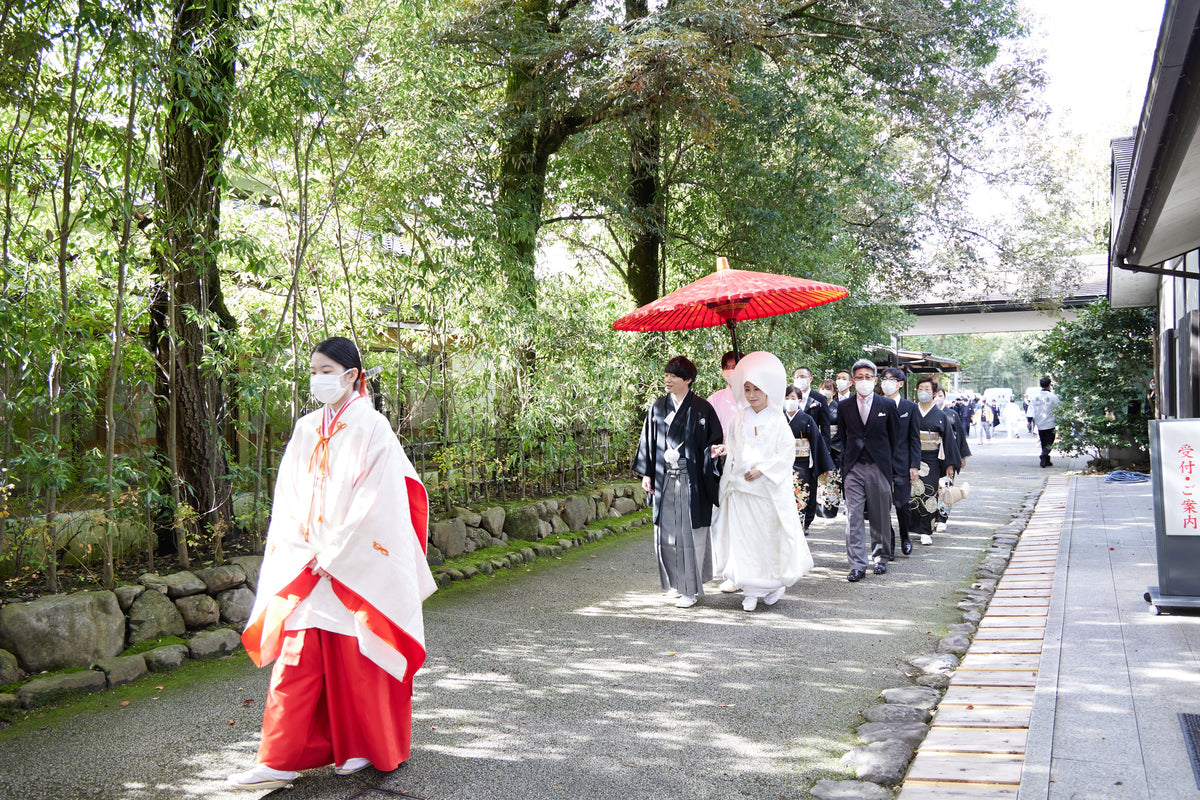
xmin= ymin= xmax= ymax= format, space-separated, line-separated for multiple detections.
xmin=226 ymin=764 xmax=298 ymax=790
xmin=335 ymin=757 xmax=372 ymax=775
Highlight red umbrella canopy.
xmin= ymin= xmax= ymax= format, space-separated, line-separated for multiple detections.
xmin=612 ymin=258 xmax=848 ymax=333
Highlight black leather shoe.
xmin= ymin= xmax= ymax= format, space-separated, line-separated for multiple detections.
xmin=874 ymin=562 xmax=888 ymax=575
xmin=901 ymin=538 xmax=913 ymax=556
xmin=847 ymin=569 xmax=866 ymax=582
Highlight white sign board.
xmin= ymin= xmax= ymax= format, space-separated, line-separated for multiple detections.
xmin=1155 ymin=419 xmax=1200 ymax=536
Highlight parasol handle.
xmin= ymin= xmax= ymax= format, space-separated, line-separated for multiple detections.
xmin=726 ymin=318 xmax=741 ymax=361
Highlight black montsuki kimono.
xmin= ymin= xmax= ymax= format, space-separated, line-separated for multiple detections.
xmin=911 ymin=404 xmax=962 ymax=536
xmin=939 ymin=404 xmax=971 ymax=526
xmin=785 ymin=408 xmax=835 ymax=532
xmin=632 ymin=391 xmax=724 ymax=596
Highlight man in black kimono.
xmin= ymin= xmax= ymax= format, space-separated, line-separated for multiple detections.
xmin=632 ymin=356 xmax=724 ymax=608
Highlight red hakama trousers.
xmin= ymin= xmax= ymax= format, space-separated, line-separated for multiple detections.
xmin=257 ymin=628 xmax=413 ymax=771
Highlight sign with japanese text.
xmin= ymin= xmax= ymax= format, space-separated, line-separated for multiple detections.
xmin=1154 ymin=420 xmax=1200 ymax=536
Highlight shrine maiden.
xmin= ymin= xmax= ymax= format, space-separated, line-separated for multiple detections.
xmin=229 ymin=337 xmax=437 ymax=790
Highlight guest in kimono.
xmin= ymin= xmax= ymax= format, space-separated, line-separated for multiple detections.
xmin=911 ymin=375 xmax=961 ymax=546
xmin=816 ymin=377 xmax=845 ymax=518
xmin=711 ymin=352 xmax=814 ymax=611
xmin=633 ymin=355 xmax=724 ymax=609
xmin=879 ymin=367 xmax=921 ymax=556
xmin=935 ymin=386 xmax=970 ymax=534
xmin=784 ymin=385 xmax=834 ymax=536
xmin=230 ymin=337 xmax=437 ymax=790
xmin=706 ymin=350 xmax=740 ymax=432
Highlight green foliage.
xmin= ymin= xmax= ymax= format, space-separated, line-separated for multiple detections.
xmin=1028 ymin=301 xmax=1155 ymax=458
xmin=0 ymin=0 xmax=1086 ymax=584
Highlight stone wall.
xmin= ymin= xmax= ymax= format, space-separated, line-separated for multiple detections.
xmin=0 ymin=481 xmax=650 ymax=711
xmin=0 ymin=510 xmax=146 ymax=577
xmin=0 ymin=555 xmax=260 ymax=711
xmin=427 ymin=481 xmax=647 ymax=563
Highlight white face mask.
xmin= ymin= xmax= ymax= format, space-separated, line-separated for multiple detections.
xmin=795 ymin=377 xmax=811 ymax=391
xmin=820 ymin=391 xmax=834 ymax=401
xmin=934 ymin=396 xmax=946 ymax=408
xmin=310 ymin=368 xmax=352 ymax=405
xmin=855 ymin=378 xmax=875 ymax=397
xmin=917 ymin=390 xmax=933 ymax=404
xmin=880 ymin=379 xmax=899 ymax=396
xmin=835 ymin=378 xmax=850 ymax=392
xmin=784 ymin=398 xmax=800 ymax=413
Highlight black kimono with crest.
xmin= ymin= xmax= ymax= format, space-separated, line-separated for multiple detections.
xmin=632 ymin=390 xmax=724 ymax=528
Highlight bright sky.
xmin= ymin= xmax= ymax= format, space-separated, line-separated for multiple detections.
xmin=1021 ymin=0 xmax=1165 ymax=144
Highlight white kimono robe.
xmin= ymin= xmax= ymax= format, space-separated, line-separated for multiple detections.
xmin=243 ymin=395 xmax=437 ymax=683
xmin=714 ymin=353 xmax=814 ymax=598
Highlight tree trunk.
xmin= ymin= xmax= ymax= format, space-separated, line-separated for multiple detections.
xmin=102 ymin=76 xmax=140 ymax=588
xmin=149 ymin=0 xmax=240 ymax=548
xmin=624 ymin=0 xmax=664 ymax=307
xmin=626 ymin=112 xmax=664 ymax=307
xmin=44 ymin=21 xmax=86 ymax=593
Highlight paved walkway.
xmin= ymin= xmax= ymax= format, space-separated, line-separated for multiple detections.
xmin=0 ymin=437 xmax=1045 ymax=800
xmin=898 ymin=471 xmax=1200 ymax=800
xmin=7 ymin=437 xmax=1198 ymax=800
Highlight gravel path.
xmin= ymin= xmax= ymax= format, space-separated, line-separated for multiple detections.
xmin=0 ymin=434 xmax=1080 ymax=800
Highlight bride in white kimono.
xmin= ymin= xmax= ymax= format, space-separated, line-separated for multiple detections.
xmin=712 ymin=351 xmax=814 ymax=611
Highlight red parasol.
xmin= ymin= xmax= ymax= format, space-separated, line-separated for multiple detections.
xmin=612 ymin=257 xmax=848 ymax=356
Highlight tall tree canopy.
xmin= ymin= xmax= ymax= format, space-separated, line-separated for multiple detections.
xmin=0 ymin=0 xmax=1091 ymax=580
xmin=440 ymin=0 xmax=1040 ymax=305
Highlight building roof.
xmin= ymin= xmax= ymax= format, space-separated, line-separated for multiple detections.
xmin=1110 ymin=0 xmax=1200 ymax=295
xmin=865 ymin=345 xmax=960 ymax=373
xmin=1109 ymin=136 xmax=1159 ymax=307
xmin=899 ymin=254 xmax=1108 ymax=334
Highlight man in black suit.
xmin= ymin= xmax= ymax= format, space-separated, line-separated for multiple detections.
xmin=792 ymin=365 xmax=830 ymax=533
xmin=880 ymin=366 xmax=921 ymax=557
xmin=835 ymin=359 xmax=919 ymax=581
xmin=792 ymin=366 xmax=831 ymax=443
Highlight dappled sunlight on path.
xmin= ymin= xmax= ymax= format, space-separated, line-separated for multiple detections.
xmin=0 ymin=440 xmax=1066 ymax=800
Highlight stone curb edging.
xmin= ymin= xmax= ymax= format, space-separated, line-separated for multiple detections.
xmin=0 ymin=627 xmax=245 ymax=712
xmin=0 ymin=496 xmax=652 ymax=714
xmin=430 ymin=509 xmax=650 ymax=586
xmin=812 ymin=487 xmax=1046 ymax=800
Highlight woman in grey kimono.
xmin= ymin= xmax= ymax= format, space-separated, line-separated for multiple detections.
xmin=632 ymin=355 xmax=724 ymax=608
